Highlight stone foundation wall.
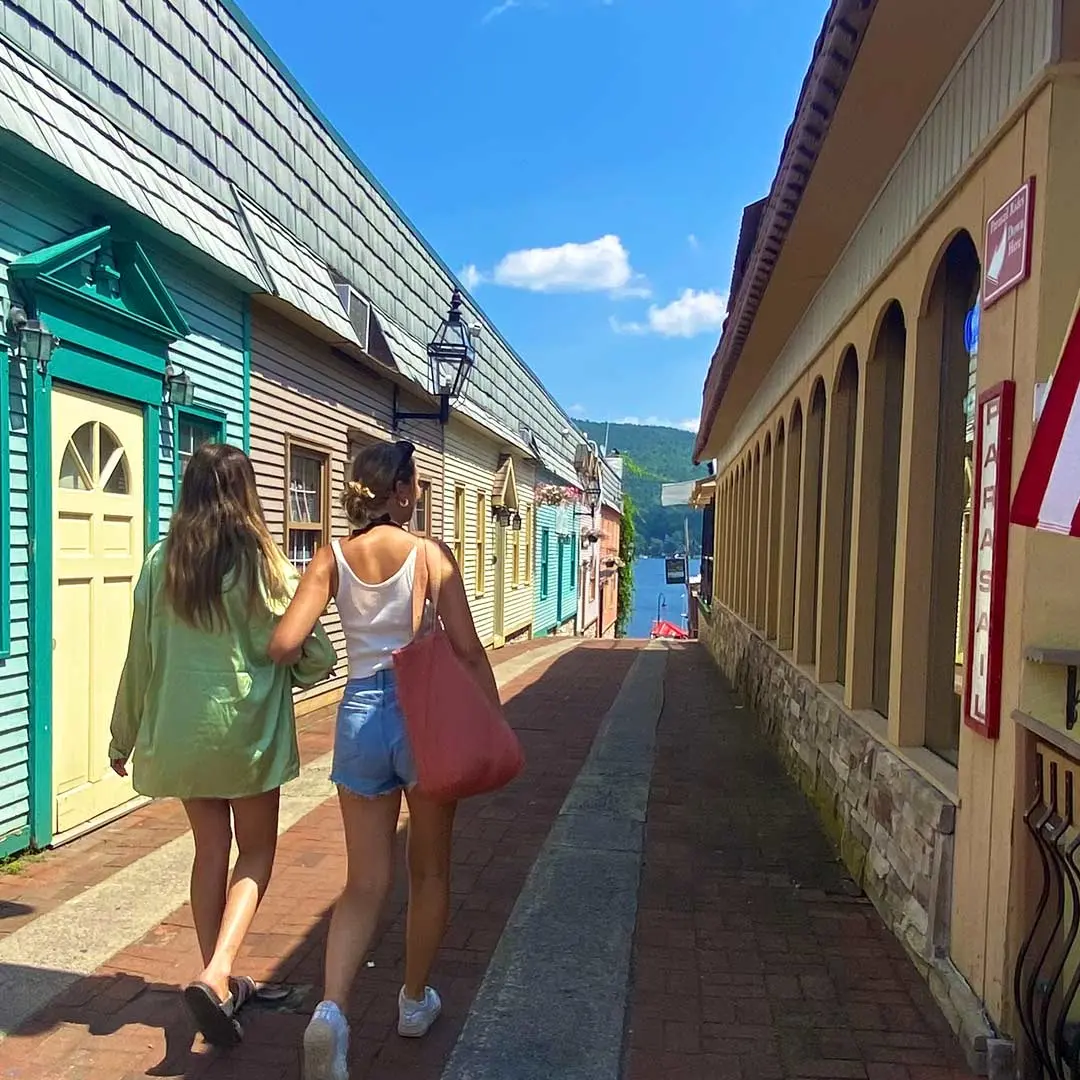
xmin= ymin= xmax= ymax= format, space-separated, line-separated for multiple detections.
xmin=698 ymin=603 xmax=956 ymax=967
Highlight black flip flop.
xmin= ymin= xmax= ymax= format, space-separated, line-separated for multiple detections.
xmin=183 ymin=981 xmax=243 ymax=1047
xmin=229 ymin=976 xmax=290 ymax=1007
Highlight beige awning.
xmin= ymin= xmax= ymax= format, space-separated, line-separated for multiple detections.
xmin=492 ymin=454 xmax=520 ymax=509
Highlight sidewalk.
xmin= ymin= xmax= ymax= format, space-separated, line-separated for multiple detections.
xmin=0 ymin=639 xmax=636 ymax=1079
xmin=625 ymin=645 xmax=977 ymax=1080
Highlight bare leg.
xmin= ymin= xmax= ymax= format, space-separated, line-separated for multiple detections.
xmin=182 ymin=799 xmax=232 ymax=970
xmin=192 ymin=789 xmax=281 ymax=999
xmin=402 ymin=790 xmax=457 ymax=1000
xmin=322 ymin=789 xmax=402 ymax=1008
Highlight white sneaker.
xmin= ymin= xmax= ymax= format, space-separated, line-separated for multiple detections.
xmin=304 ymin=1000 xmax=349 ymax=1080
xmin=397 ymin=985 xmax=441 ymax=1037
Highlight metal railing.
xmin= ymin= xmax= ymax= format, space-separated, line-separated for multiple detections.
xmin=1015 ymin=731 xmax=1080 ymax=1078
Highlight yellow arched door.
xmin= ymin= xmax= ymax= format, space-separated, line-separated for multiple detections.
xmin=51 ymin=387 xmax=144 ymax=836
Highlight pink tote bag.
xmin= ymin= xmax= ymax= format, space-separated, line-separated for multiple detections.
xmin=392 ymin=541 xmax=524 ymax=803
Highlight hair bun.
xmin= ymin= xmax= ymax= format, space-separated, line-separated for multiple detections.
xmin=345 ymin=480 xmax=377 ymax=504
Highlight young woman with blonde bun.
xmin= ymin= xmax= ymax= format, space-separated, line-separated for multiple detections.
xmin=268 ymin=440 xmax=499 ymax=1080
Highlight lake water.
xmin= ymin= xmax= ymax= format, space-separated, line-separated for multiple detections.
xmin=626 ymin=557 xmax=702 ymax=638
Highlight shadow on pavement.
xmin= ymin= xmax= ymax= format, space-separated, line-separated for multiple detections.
xmin=0 ymin=641 xmax=641 ymax=1080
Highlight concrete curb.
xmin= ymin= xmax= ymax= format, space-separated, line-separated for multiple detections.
xmin=440 ymin=644 xmax=667 ymax=1080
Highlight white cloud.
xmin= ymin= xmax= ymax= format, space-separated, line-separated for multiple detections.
xmin=687 ymin=233 xmax=700 ymax=249
xmin=567 ymin=403 xmax=590 ymax=419
xmin=610 ymin=288 xmax=727 ymax=338
xmin=482 ymin=0 xmax=519 ymax=23
xmin=459 ymin=264 xmax=485 ymax=290
xmin=612 ymin=415 xmax=699 ymax=432
xmin=492 ymin=234 xmax=642 ymax=295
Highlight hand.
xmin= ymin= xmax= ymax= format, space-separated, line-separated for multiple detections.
xmin=111 ymin=759 xmax=129 ymax=778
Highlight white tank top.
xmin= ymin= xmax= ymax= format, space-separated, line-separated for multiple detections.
xmin=331 ymin=539 xmax=418 ymax=680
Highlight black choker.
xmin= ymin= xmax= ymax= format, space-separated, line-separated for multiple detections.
xmin=353 ymin=515 xmax=405 ymax=537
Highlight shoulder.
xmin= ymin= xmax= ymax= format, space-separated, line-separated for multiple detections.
xmin=141 ymin=540 xmax=167 ymax=579
xmin=414 ymin=537 xmax=457 ymax=579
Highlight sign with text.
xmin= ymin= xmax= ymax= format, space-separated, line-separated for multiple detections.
xmin=983 ymin=179 xmax=1034 ymax=308
xmin=964 ymin=381 xmax=1015 ymax=740
xmin=665 ymin=557 xmax=688 ymax=585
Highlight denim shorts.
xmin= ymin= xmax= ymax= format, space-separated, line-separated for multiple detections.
xmin=330 ymin=670 xmax=417 ymax=799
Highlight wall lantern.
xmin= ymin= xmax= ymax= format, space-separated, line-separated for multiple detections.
xmin=491 ymin=504 xmax=513 ymax=528
xmin=165 ymin=362 xmax=195 ymax=406
xmin=584 ymin=475 xmax=602 ymax=509
xmin=393 ymin=289 xmax=477 ymax=428
xmin=7 ymin=306 xmax=59 ymax=376
xmin=511 ymin=512 xmax=523 ymax=531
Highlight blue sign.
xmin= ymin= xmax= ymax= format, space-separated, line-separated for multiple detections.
xmin=965 ymin=302 xmax=980 ymax=357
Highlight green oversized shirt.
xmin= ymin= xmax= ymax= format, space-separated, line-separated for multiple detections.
xmin=109 ymin=541 xmax=336 ymax=800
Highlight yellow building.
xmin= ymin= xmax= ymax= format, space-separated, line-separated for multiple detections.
xmin=693 ymin=1 xmax=1080 ymax=1072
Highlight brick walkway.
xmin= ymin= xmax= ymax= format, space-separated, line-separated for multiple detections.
xmin=624 ymin=645 xmax=977 ymax=1080
xmin=0 ymin=640 xmax=636 ymax=1080
xmin=0 ymin=639 xmax=545 ymax=942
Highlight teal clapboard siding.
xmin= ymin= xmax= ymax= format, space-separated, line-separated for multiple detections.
xmin=151 ymin=252 xmax=246 ymax=525
xmin=0 ymin=160 xmax=246 ymax=854
xmin=532 ymin=498 xmax=579 ymax=637
xmin=0 ymin=162 xmax=87 ymax=851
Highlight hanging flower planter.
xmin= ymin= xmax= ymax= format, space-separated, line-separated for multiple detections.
xmin=535 ymin=483 xmax=583 ymax=507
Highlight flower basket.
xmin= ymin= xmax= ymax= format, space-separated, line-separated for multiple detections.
xmin=535 ymin=483 xmax=583 ymax=507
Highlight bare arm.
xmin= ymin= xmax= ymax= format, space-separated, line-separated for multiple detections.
xmin=429 ymin=540 xmax=501 ymax=710
xmin=268 ymin=544 xmax=336 ymax=665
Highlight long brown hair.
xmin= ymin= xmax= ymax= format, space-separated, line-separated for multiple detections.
xmin=342 ymin=440 xmax=416 ymax=530
xmin=164 ymin=443 xmax=290 ymax=629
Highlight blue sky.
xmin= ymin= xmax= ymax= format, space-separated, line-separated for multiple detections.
xmin=239 ymin=0 xmax=825 ymax=431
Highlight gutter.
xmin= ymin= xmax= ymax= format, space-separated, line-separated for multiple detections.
xmin=693 ymin=0 xmax=878 ymax=463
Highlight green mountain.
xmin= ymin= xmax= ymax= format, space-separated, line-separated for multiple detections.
xmin=580 ymin=421 xmax=706 ymax=557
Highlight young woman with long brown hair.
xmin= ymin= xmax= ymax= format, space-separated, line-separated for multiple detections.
xmin=109 ymin=443 xmax=336 ymax=1047
xmin=268 ymin=440 xmax=499 ymax=1080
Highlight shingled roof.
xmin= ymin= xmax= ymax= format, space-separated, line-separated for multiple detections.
xmin=694 ymin=0 xmax=878 ymax=462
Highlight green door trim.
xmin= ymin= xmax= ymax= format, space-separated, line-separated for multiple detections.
xmin=0 ymin=339 xmax=11 ymax=660
xmin=14 ymin=225 xmax=186 ymax=849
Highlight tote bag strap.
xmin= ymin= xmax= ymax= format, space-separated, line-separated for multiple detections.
xmin=409 ymin=540 xmax=430 ymax=637
xmin=409 ymin=539 xmax=444 ymax=636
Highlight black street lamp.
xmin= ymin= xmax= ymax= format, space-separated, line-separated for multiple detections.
xmin=584 ymin=474 xmax=602 ymax=510
xmin=393 ymin=289 xmax=477 ymax=428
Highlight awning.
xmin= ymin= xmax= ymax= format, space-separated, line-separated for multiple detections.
xmin=368 ymin=304 xmax=431 ymax=390
xmin=235 ymin=190 xmax=361 ymax=347
xmin=531 ymin=437 xmax=581 ymax=487
xmin=1013 ymin=294 xmax=1080 ymax=537
xmin=492 ymin=454 xmax=520 ymax=509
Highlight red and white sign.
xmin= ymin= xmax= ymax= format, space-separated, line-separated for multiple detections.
xmin=1012 ymin=295 xmax=1080 ymax=537
xmin=964 ymin=381 xmax=1015 ymax=740
xmin=983 ymin=179 xmax=1034 ymax=308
